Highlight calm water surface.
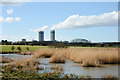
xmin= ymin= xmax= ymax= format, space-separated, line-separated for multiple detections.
xmin=0 ymin=54 xmax=119 ymax=78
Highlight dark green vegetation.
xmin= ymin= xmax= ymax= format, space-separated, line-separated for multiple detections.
xmin=48 ymin=43 xmax=68 ymax=48
xmin=1 ymin=65 xmax=118 ymax=80
xmin=1 ymin=66 xmax=61 ymax=79
xmin=1 ymin=41 xmax=119 ymax=52
xmin=1 ymin=40 xmax=120 ymax=47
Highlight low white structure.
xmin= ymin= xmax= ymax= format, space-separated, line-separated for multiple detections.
xmin=71 ymin=38 xmax=90 ymax=43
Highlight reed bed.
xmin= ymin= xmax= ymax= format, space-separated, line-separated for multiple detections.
xmin=49 ymin=52 xmax=65 ymax=63
xmin=19 ymin=51 xmax=34 ymax=55
xmin=33 ymin=48 xmax=56 ymax=58
xmin=65 ymin=48 xmax=119 ymax=65
xmin=7 ymin=57 xmax=40 ymax=71
xmin=0 ymin=56 xmax=14 ymax=63
xmin=102 ymin=74 xmax=118 ymax=79
xmin=33 ymin=47 xmax=119 ymax=66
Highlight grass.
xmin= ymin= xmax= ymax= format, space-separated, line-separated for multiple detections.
xmin=0 ymin=45 xmax=48 ymax=52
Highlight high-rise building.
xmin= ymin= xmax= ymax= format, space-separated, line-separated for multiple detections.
xmin=51 ymin=30 xmax=55 ymax=41
xmin=39 ymin=31 xmax=44 ymax=41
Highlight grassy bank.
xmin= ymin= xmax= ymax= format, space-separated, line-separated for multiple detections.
xmin=0 ymin=45 xmax=48 ymax=52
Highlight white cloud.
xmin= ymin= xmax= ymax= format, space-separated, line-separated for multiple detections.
xmin=7 ymin=9 xmax=13 ymax=14
xmin=15 ymin=17 xmax=21 ymax=21
xmin=0 ymin=16 xmax=21 ymax=22
xmin=0 ymin=17 xmax=4 ymax=22
xmin=30 ymin=25 xmax=48 ymax=32
xmin=51 ymin=11 xmax=118 ymax=29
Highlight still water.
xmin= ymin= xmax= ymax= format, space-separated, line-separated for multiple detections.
xmin=0 ymin=54 xmax=119 ymax=78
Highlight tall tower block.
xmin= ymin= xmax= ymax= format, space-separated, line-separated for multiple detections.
xmin=39 ymin=31 xmax=44 ymax=41
xmin=51 ymin=30 xmax=55 ymax=41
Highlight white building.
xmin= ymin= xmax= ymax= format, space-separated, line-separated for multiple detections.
xmin=71 ymin=38 xmax=90 ymax=43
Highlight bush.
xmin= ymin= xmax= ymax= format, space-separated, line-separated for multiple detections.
xmin=49 ymin=43 xmax=68 ymax=48
xmin=11 ymin=46 xmax=15 ymax=51
xmin=26 ymin=47 xmax=29 ymax=51
xmin=17 ymin=46 xmax=21 ymax=51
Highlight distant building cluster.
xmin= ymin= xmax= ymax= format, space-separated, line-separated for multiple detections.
xmin=38 ymin=30 xmax=91 ymax=43
xmin=1 ymin=29 xmax=91 ymax=44
xmin=1 ymin=29 xmax=119 ymax=47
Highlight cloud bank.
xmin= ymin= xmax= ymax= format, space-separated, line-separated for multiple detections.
xmin=51 ymin=11 xmax=118 ymax=29
xmin=0 ymin=16 xmax=21 ymax=22
xmin=30 ymin=25 xmax=48 ymax=32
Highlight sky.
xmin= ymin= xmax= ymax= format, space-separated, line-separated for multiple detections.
xmin=0 ymin=2 xmax=118 ymax=42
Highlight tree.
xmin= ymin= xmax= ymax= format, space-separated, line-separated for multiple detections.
xmin=17 ymin=46 xmax=21 ymax=51
xmin=26 ymin=47 xmax=29 ymax=51
xmin=53 ymin=43 xmax=68 ymax=48
xmin=11 ymin=46 xmax=15 ymax=51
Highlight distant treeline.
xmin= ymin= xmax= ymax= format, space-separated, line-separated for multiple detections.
xmin=1 ymin=40 xmax=120 ymax=47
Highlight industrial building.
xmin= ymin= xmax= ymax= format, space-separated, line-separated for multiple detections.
xmin=22 ymin=39 xmax=26 ymax=43
xmin=39 ymin=31 xmax=44 ymax=41
xmin=51 ymin=30 xmax=55 ymax=42
xmin=71 ymin=38 xmax=90 ymax=43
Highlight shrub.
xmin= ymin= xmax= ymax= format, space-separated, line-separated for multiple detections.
xmin=17 ymin=46 xmax=21 ymax=51
xmin=49 ymin=43 xmax=68 ymax=48
xmin=26 ymin=47 xmax=29 ymax=51
xmin=11 ymin=46 xmax=15 ymax=51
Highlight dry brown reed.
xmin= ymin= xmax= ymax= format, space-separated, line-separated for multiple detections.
xmin=49 ymin=52 xmax=65 ymax=63
xmin=65 ymin=47 xmax=119 ymax=65
xmin=8 ymin=57 xmax=40 ymax=71
xmin=102 ymin=74 xmax=118 ymax=79
xmin=33 ymin=48 xmax=66 ymax=63
xmin=33 ymin=48 xmax=56 ymax=58
xmin=33 ymin=47 xmax=119 ymax=66
xmin=19 ymin=51 xmax=34 ymax=55
xmin=50 ymin=64 xmax=63 ymax=71
xmin=82 ymin=58 xmax=101 ymax=67
xmin=0 ymin=56 xmax=14 ymax=63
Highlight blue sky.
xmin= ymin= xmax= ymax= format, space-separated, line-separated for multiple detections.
xmin=1 ymin=2 xmax=118 ymax=42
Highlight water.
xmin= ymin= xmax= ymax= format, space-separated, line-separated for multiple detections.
xmin=0 ymin=54 xmax=119 ymax=78
xmin=0 ymin=54 xmax=32 ymax=60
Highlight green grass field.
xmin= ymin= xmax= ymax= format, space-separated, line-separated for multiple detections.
xmin=0 ymin=45 xmax=48 ymax=52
